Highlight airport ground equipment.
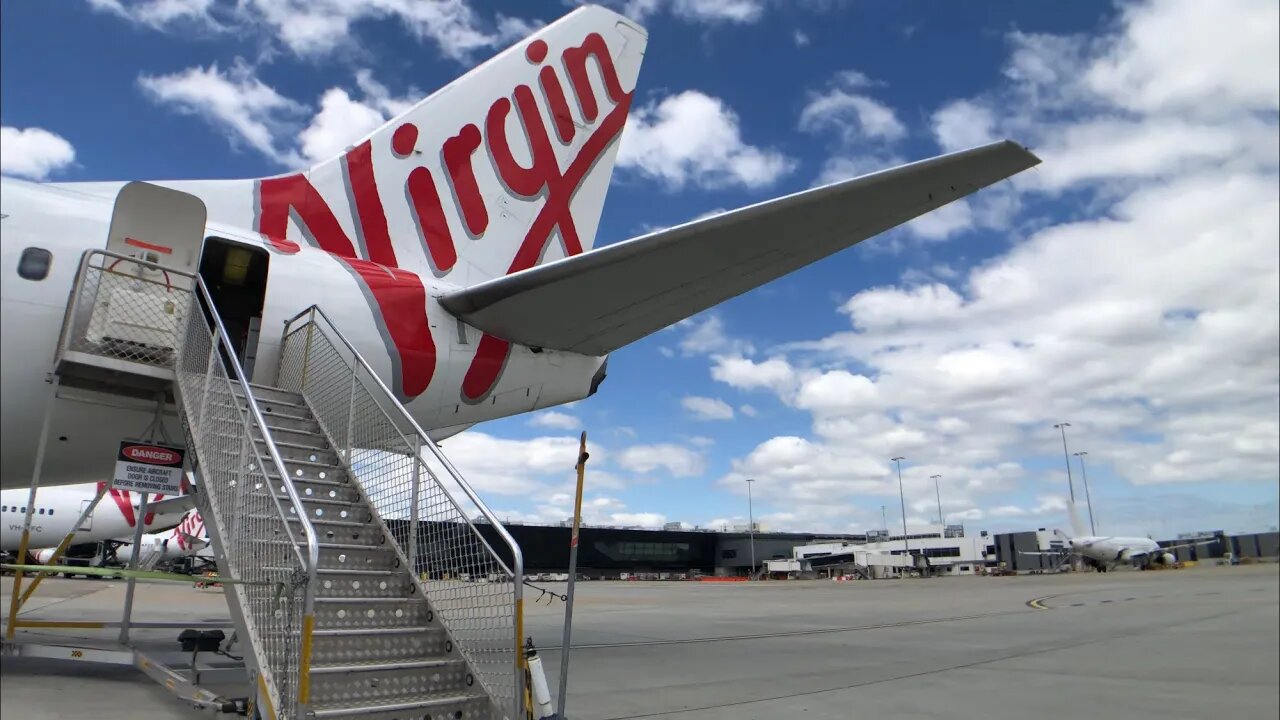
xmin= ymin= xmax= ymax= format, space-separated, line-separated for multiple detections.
xmin=4 ymin=185 xmax=526 ymax=719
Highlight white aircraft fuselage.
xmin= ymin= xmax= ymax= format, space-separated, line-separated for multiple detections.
xmin=1067 ymin=535 xmax=1176 ymax=572
xmin=0 ymin=481 xmax=188 ymax=551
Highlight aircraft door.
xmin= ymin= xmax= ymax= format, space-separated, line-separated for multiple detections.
xmin=106 ymin=182 xmax=207 ymax=285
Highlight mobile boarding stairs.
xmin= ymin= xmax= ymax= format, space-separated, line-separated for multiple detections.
xmin=3 ymin=191 xmax=529 ymax=720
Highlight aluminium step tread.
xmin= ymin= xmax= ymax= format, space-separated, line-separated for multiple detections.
xmin=211 ymin=431 xmax=331 ymax=452
xmin=314 ymin=597 xmax=425 ymax=604
xmin=310 ymin=658 xmax=463 ymax=674
xmin=208 ymin=447 xmax=345 ymax=472
xmin=262 ymin=468 xmax=350 ymax=484
xmin=214 ymin=394 xmax=312 ymax=414
xmin=311 ymin=626 xmax=439 ymax=637
xmin=261 ymin=566 xmax=398 ymax=577
xmin=260 ymin=540 xmax=393 ymax=552
xmin=229 ymin=389 xmax=311 ymax=410
xmin=268 ymin=493 xmax=356 ymax=508
xmin=309 ymin=692 xmax=491 ymax=719
xmin=248 ymin=514 xmax=369 ymax=529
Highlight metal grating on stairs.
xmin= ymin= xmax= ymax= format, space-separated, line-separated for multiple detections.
xmin=231 ymin=382 xmax=497 ymax=720
xmin=32 ymin=248 xmax=524 ymax=719
xmin=274 ymin=306 xmax=526 ymax=719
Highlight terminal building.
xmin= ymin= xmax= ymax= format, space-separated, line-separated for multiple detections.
xmin=441 ymin=520 xmax=1279 ymax=579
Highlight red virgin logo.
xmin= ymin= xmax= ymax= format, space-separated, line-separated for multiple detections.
xmin=255 ymin=32 xmax=631 ymax=403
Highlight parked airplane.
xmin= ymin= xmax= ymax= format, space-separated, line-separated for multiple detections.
xmin=41 ymin=506 xmax=211 ymax=566
xmin=1023 ymin=502 xmax=1215 ymax=572
xmin=0 ymin=482 xmax=193 ymax=552
xmin=0 ymin=4 xmax=1041 ymax=493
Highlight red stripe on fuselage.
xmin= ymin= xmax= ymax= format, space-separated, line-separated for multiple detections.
xmin=346 ymin=141 xmax=399 ymax=268
xmin=257 ymin=145 xmax=437 ymax=399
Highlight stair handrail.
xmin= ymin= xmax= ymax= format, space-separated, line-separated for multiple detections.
xmin=279 ymin=304 xmax=525 ymax=717
xmin=184 ymin=276 xmax=321 ymax=717
xmin=170 ymin=262 xmax=320 ymax=716
xmin=280 ymin=306 xmax=522 ymax=572
xmin=61 ymin=249 xmax=322 ymax=717
xmin=191 ymin=276 xmax=322 ymax=579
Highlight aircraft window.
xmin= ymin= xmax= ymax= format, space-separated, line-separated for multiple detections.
xmin=1 ymin=505 xmax=6 ymax=512
xmin=48 ymin=508 xmax=54 ymax=516
xmin=18 ymin=247 xmax=52 ymax=281
xmin=38 ymin=508 xmax=45 ymax=515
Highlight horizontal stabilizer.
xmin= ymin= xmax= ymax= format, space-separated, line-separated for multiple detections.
xmin=144 ymin=494 xmax=196 ymax=515
xmin=440 ymin=140 xmax=1040 ymax=355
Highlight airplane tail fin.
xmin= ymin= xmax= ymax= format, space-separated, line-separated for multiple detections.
xmin=245 ymin=5 xmax=649 ymax=285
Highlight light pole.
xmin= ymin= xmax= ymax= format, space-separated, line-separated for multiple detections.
xmin=745 ymin=478 xmax=756 ymax=580
xmin=892 ymin=457 xmax=910 ymax=562
xmin=930 ymin=474 xmax=943 ymax=525
xmin=881 ymin=505 xmax=887 ymax=534
xmin=1073 ymin=451 xmax=1097 ymax=535
xmin=1054 ymin=422 xmax=1076 ymax=503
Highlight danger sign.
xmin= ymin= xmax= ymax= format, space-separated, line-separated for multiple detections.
xmin=114 ymin=440 xmax=186 ymax=494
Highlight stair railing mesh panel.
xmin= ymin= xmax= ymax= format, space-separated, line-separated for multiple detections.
xmin=172 ymin=268 xmax=320 ymax=719
xmin=58 ymin=250 xmax=193 ymax=369
xmin=277 ymin=306 xmax=524 ymax=718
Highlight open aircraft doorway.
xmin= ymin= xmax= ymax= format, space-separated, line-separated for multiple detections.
xmin=197 ymin=238 xmax=269 ymax=381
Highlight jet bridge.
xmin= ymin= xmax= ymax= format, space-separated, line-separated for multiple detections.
xmin=4 ymin=183 xmax=528 ymax=720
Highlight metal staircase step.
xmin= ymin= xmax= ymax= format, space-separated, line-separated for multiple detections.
xmin=262 ymin=539 xmax=402 ymax=571
xmin=237 ymin=383 xmax=306 ymax=406
xmin=276 ymin=480 xmax=361 ymax=505
xmin=231 ymin=387 xmax=311 ymax=412
xmin=270 ymin=490 xmax=360 ymax=508
xmin=309 ymin=628 xmax=451 ymax=665
xmin=250 ymin=427 xmax=335 ymax=450
xmin=210 ymin=447 xmax=350 ymax=485
xmin=304 ymin=626 xmax=451 ymax=665
xmin=250 ymin=512 xmax=376 ymax=531
xmin=307 ymin=523 xmax=388 ymax=547
xmin=262 ymin=472 xmax=354 ymax=496
xmin=313 ymin=597 xmax=433 ymax=628
xmin=208 ymin=434 xmax=338 ymax=465
xmin=220 ymin=427 xmax=332 ymax=453
xmin=307 ymin=658 xmax=473 ymax=709
xmin=261 ymin=414 xmax=323 ymax=436
xmin=312 ymin=657 xmax=463 ymax=674
xmin=278 ymin=503 xmax=373 ymax=525
xmin=253 ymin=404 xmax=316 ymax=425
xmin=314 ymin=573 xmax=418 ymax=600
xmin=309 ymin=692 xmax=491 ymax=720
xmin=259 ymin=438 xmax=339 ymax=463
xmin=212 ymin=395 xmax=313 ymax=419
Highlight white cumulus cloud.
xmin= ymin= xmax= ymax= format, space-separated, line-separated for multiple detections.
xmin=616 ymin=443 xmax=705 ymax=476
xmin=138 ymin=60 xmax=308 ymax=167
xmin=682 ymin=396 xmax=736 ymax=421
xmin=618 ymin=90 xmax=795 ymax=190
xmin=0 ymin=126 xmax=76 ymax=180
xmin=93 ymin=0 xmax=539 ymax=64
xmin=706 ymin=0 xmax=1280 ymax=537
xmin=527 ymin=411 xmax=582 ymax=430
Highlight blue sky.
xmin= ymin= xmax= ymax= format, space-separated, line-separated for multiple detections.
xmin=3 ymin=0 xmax=1277 ymax=538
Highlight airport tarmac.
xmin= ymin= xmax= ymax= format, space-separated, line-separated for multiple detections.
xmin=1 ymin=564 xmax=1276 ymax=719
